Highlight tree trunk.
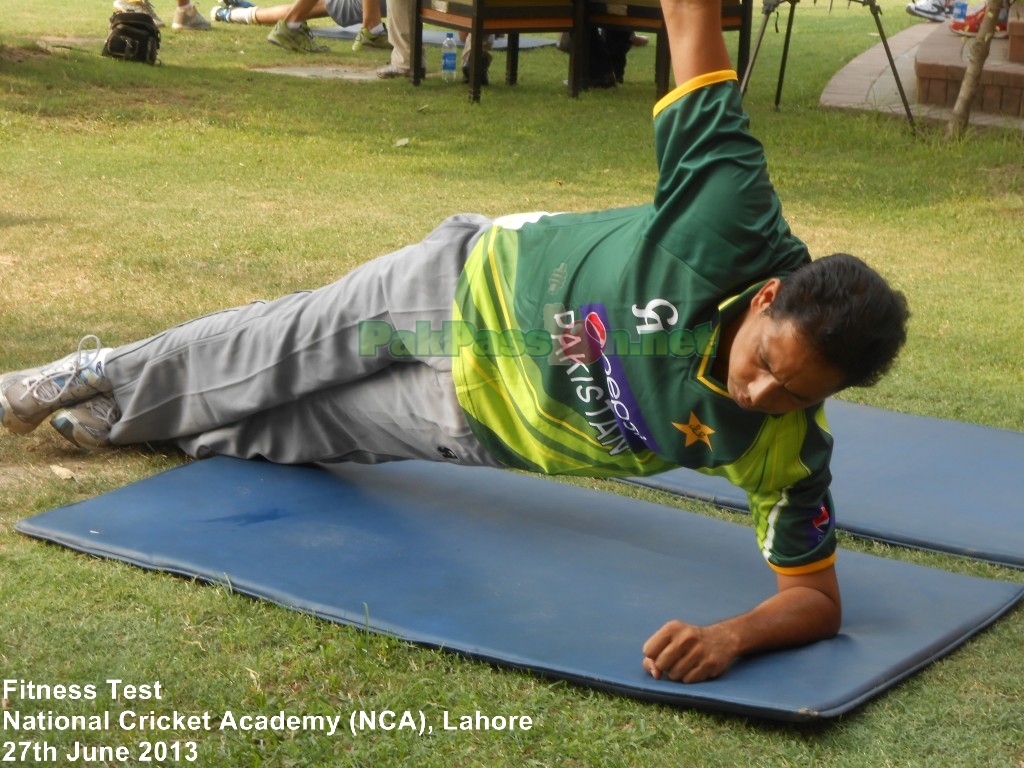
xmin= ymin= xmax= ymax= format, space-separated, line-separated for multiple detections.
xmin=946 ymin=0 xmax=1004 ymax=139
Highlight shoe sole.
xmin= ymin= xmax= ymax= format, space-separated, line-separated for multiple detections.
xmin=952 ymin=26 xmax=1008 ymax=36
xmin=0 ymin=390 xmax=42 ymax=435
xmin=907 ymin=9 xmax=947 ymax=20
xmin=267 ymin=35 xmax=326 ymax=52
xmin=173 ymin=17 xmax=211 ymax=29
xmin=267 ymin=36 xmax=300 ymax=50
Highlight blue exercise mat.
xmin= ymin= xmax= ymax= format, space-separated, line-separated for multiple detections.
xmin=313 ymin=24 xmax=556 ymax=48
xmin=15 ymin=457 xmax=1023 ymax=722
xmin=623 ymin=400 xmax=1024 ymax=567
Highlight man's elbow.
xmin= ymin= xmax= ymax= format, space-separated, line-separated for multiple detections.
xmin=819 ymin=594 xmax=842 ymax=640
xmin=822 ymin=613 xmax=842 ymax=640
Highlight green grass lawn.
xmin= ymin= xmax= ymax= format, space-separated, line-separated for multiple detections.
xmin=2 ymin=1 xmax=1023 ymax=765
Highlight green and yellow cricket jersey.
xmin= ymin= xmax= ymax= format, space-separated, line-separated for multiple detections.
xmin=452 ymin=71 xmax=836 ymax=575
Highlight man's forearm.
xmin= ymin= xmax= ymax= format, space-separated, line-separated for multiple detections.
xmin=642 ymin=566 xmax=842 ymax=683
xmin=661 ymin=0 xmax=734 ymax=86
xmin=712 ymin=582 xmax=842 ymax=660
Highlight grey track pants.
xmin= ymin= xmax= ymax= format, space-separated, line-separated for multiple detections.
xmin=105 ymin=214 xmax=502 ymax=468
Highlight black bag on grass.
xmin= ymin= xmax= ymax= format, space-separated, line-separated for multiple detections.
xmin=101 ymin=11 xmax=160 ymax=65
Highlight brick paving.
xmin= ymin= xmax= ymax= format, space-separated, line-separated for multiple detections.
xmin=820 ymin=19 xmax=1024 ymax=130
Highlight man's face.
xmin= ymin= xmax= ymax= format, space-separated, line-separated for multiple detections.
xmin=724 ymin=281 xmax=845 ymax=415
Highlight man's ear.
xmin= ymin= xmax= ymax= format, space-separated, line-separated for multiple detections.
xmin=751 ymin=278 xmax=783 ymax=314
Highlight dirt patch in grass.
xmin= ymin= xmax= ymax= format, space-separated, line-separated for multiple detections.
xmin=251 ymin=64 xmax=380 ymax=81
xmin=36 ymin=36 xmax=104 ymax=52
xmin=0 ymin=458 xmax=101 ymax=490
xmin=0 ymin=466 xmax=28 ymax=490
xmin=0 ymin=37 xmax=103 ymax=66
xmin=0 ymin=43 xmax=48 ymax=64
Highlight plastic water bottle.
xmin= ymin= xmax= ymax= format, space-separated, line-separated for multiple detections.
xmin=952 ymin=0 xmax=968 ymax=24
xmin=441 ymin=32 xmax=457 ymax=83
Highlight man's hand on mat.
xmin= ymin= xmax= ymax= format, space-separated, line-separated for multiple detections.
xmin=642 ymin=567 xmax=843 ymax=683
xmin=641 ymin=621 xmax=738 ymax=683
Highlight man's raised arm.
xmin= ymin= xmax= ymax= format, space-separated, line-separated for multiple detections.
xmin=635 ymin=0 xmax=846 ymax=684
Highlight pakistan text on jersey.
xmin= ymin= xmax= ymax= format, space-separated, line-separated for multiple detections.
xmin=357 ymin=320 xmax=718 ymax=359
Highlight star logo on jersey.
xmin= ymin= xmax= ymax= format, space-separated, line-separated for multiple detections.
xmin=673 ymin=411 xmax=715 ymax=449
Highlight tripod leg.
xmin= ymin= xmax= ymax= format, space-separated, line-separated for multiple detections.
xmin=740 ymin=4 xmax=776 ymax=93
xmin=869 ymin=2 xmax=917 ymax=131
xmin=774 ymin=0 xmax=796 ymax=108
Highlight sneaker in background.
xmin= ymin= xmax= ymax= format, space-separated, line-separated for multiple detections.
xmin=950 ymin=3 xmax=1009 ymax=36
xmin=212 ymin=4 xmax=257 ymax=22
xmin=0 ymin=336 xmax=112 ymax=435
xmin=906 ymin=0 xmax=951 ymax=21
xmin=376 ymin=62 xmax=409 ymax=78
xmin=267 ymin=20 xmax=330 ymax=51
xmin=113 ymin=0 xmax=165 ymax=27
xmin=352 ymin=24 xmax=391 ymax=51
xmin=172 ymin=4 xmax=212 ymax=29
xmin=50 ymin=395 xmax=121 ymax=452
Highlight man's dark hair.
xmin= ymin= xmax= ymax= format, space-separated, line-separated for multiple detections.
xmin=768 ymin=253 xmax=910 ymax=389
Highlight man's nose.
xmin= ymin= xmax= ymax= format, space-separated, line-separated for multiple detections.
xmin=747 ymin=373 xmax=775 ymax=407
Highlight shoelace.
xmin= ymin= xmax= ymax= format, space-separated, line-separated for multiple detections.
xmin=25 ymin=335 xmax=104 ymax=405
xmin=82 ymin=395 xmax=122 ymax=428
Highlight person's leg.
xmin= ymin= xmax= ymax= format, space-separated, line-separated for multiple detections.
xmin=260 ymin=0 xmax=327 ymax=22
xmin=361 ymin=0 xmax=382 ymax=29
xmin=102 ymin=214 xmax=492 ymax=449
xmin=281 ymin=0 xmax=319 ymax=22
xmin=460 ymin=32 xmax=493 ymax=85
xmin=377 ymin=0 xmax=416 ymax=75
xmin=5 ymin=213 xmax=491 ymax=452
xmin=173 ymin=363 xmax=503 ymax=466
xmin=604 ymin=28 xmax=632 ymax=84
xmin=215 ymin=0 xmax=327 ymax=24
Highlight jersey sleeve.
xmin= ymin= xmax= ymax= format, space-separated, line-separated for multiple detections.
xmin=748 ymin=404 xmax=837 ymax=574
xmin=648 ymin=72 xmax=810 ymax=294
xmin=700 ymin=403 xmax=838 ymax=573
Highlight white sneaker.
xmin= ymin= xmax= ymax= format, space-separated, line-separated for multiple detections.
xmin=50 ymin=395 xmax=121 ymax=451
xmin=114 ymin=0 xmax=165 ymax=27
xmin=172 ymin=4 xmax=212 ymax=29
xmin=0 ymin=336 xmax=112 ymax=435
xmin=376 ymin=63 xmax=410 ymax=79
xmin=906 ymin=0 xmax=950 ymax=22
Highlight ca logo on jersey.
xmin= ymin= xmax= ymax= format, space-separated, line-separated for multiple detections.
xmin=632 ymin=298 xmax=679 ymax=334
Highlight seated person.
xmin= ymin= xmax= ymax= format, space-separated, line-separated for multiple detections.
xmin=213 ymin=0 xmax=391 ymax=52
